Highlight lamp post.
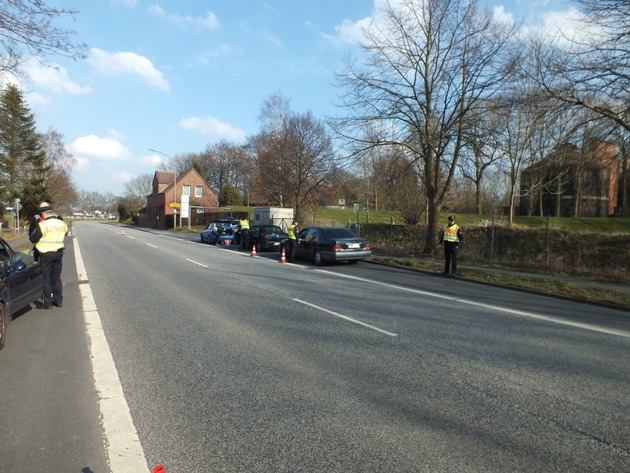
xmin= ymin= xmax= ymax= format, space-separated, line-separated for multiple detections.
xmin=148 ymin=148 xmax=177 ymax=230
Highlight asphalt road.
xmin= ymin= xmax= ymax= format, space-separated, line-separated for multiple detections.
xmin=1 ymin=221 xmax=629 ymax=473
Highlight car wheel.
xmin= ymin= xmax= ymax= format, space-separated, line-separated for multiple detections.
xmin=200 ymin=235 xmax=205 ymax=243
xmin=0 ymin=302 xmax=7 ymax=350
xmin=313 ymin=249 xmax=324 ymax=266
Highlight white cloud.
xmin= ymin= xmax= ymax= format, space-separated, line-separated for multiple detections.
xmin=113 ymin=0 xmax=137 ymax=7
xmin=143 ymin=153 xmax=166 ymax=168
xmin=334 ymin=18 xmax=371 ymax=45
xmin=149 ymin=5 xmax=219 ymax=30
xmin=179 ymin=115 xmax=246 ymax=142
xmin=68 ymin=134 xmax=131 ymax=163
xmin=25 ymin=92 xmax=50 ymax=106
xmin=112 ymin=170 xmax=134 ymax=184
xmin=88 ymin=48 xmax=170 ymax=92
xmin=24 ymin=61 xmax=92 ymax=95
xmin=263 ymin=31 xmax=283 ymax=48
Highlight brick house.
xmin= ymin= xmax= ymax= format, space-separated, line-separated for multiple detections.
xmin=520 ymin=139 xmax=623 ymax=217
xmin=138 ymin=168 xmax=219 ymax=228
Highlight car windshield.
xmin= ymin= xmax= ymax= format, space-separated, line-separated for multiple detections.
xmin=321 ymin=228 xmax=357 ymax=239
xmin=264 ymin=226 xmax=283 ymax=233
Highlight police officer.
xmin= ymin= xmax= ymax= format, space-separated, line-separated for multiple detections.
xmin=438 ymin=215 xmax=464 ymax=278
xmin=286 ymin=220 xmax=298 ymax=263
xmin=29 ymin=204 xmax=68 ymax=309
xmin=238 ymin=217 xmax=250 ymax=251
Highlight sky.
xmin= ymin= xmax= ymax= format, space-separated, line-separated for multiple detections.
xmin=12 ymin=0 xmax=575 ymax=196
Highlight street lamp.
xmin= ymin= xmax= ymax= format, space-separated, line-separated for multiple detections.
xmin=148 ymin=148 xmax=177 ymax=230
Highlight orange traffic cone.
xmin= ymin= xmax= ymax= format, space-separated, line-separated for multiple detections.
xmin=280 ymin=247 xmax=286 ymax=263
xmin=153 ymin=467 xmax=166 ymax=473
xmin=251 ymin=244 xmax=257 ymax=257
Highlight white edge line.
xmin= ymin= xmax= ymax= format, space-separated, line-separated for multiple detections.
xmin=146 ymin=243 xmax=157 ymax=248
xmin=294 ymin=298 xmax=398 ymax=337
xmin=73 ymin=237 xmax=150 ymax=472
xmin=317 ymin=270 xmax=630 ymax=339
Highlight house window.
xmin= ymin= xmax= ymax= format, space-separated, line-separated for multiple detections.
xmin=195 ymin=186 xmax=203 ymax=197
xmin=182 ymin=185 xmax=190 ymax=196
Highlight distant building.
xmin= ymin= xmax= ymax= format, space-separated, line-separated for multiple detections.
xmin=520 ymin=139 xmax=625 ymax=217
xmin=138 ymin=168 xmax=219 ymax=228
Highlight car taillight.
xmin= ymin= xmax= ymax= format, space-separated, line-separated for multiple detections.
xmin=333 ymin=244 xmax=343 ymax=251
xmin=364 ymin=243 xmax=371 ymax=249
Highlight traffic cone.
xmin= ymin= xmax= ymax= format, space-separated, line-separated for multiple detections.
xmin=121 ymin=228 xmax=125 ymax=236
xmin=251 ymin=244 xmax=257 ymax=257
xmin=280 ymin=247 xmax=286 ymax=263
xmin=67 ymin=230 xmax=72 ymax=237
xmin=153 ymin=467 xmax=166 ymax=473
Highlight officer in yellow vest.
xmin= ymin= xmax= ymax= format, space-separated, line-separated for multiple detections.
xmin=29 ymin=204 xmax=68 ymax=309
xmin=238 ymin=217 xmax=250 ymax=251
xmin=286 ymin=220 xmax=299 ymax=263
xmin=438 ymin=215 xmax=464 ymax=278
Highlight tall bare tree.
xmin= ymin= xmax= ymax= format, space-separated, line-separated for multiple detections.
xmin=333 ymin=0 xmax=517 ymax=252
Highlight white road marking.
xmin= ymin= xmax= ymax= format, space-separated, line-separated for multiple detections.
xmin=294 ymin=298 xmax=399 ymax=337
xmin=319 ymin=271 xmax=630 ymax=339
xmin=146 ymin=243 xmax=157 ymax=248
xmin=186 ymin=258 xmax=208 ymax=268
xmin=73 ymin=238 xmax=150 ymax=472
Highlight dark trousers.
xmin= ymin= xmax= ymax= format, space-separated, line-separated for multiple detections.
xmin=443 ymin=242 xmax=458 ymax=275
xmin=240 ymin=229 xmax=250 ymax=250
xmin=40 ymin=250 xmax=64 ymax=304
xmin=287 ymin=238 xmax=296 ymax=262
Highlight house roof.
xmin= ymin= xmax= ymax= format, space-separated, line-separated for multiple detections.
xmin=155 ymin=171 xmax=175 ymax=185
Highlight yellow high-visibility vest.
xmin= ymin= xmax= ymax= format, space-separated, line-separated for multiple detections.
xmin=287 ymin=224 xmax=297 ymax=239
xmin=442 ymin=224 xmax=460 ymax=243
xmin=36 ymin=218 xmax=68 ymax=253
xmin=239 ymin=219 xmax=250 ymax=230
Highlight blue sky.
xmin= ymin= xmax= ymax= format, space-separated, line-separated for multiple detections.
xmin=16 ymin=0 xmax=573 ymax=196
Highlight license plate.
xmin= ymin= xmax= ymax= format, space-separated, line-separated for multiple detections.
xmin=273 ymin=242 xmax=279 ymax=246
xmin=347 ymin=243 xmax=360 ymax=249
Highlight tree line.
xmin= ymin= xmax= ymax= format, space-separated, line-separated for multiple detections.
xmin=2 ymin=0 xmax=628 ymax=254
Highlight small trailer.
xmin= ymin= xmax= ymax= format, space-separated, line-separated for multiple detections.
xmin=252 ymin=207 xmax=294 ymax=230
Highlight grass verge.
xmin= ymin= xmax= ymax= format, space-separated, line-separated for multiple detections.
xmin=370 ymin=257 xmax=630 ymax=310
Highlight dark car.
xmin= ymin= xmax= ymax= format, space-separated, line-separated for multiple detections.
xmin=249 ymin=225 xmax=288 ymax=251
xmin=200 ymin=218 xmax=240 ymax=245
xmin=0 ymin=238 xmax=43 ymax=350
xmin=294 ymin=226 xmax=371 ymax=265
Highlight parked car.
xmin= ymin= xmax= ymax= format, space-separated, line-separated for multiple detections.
xmin=0 ymin=238 xmax=43 ymax=351
xmin=200 ymin=218 xmax=240 ymax=245
xmin=249 ymin=225 xmax=288 ymax=251
xmin=294 ymin=226 xmax=371 ymax=265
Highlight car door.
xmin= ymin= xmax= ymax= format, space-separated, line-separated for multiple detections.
xmin=250 ymin=226 xmax=261 ymax=247
xmin=295 ymin=228 xmax=317 ymax=259
xmin=1 ymin=240 xmax=42 ymax=315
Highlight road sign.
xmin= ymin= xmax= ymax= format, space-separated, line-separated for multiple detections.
xmin=169 ymin=203 xmax=181 ymax=208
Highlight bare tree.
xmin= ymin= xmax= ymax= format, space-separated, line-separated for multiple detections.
xmin=0 ymin=1 xmax=86 ymax=77
xmin=284 ymin=112 xmax=335 ymax=219
xmin=123 ymin=173 xmax=152 ymax=211
xmin=532 ymin=0 xmax=630 ymax=133
xmin=457 ymin=105 xmax=503 ymax=214
xmin=333 ymin=0 xmax=517 ymax=252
